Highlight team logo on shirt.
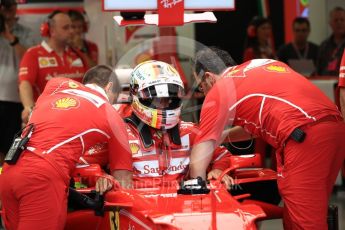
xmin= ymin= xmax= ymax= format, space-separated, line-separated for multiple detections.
xmin=264 ymin=65 xmax=290 ymax=73
xmin=39 ymin=57 xmax=58 ymax=68
xmin=68 ymin=81 xmax=79 ymax=89
xmin=129 ymin=140 xmax=156 ymax=157
xmin=52 ymin=97 xmax=80 ymax=110
xmin=224 ymin=69 xmax=241 ymax=78
xmin=130 ymin=143 xmax=140 ymax=155
xmin=86 ymin=142 xmax=106 ymax=155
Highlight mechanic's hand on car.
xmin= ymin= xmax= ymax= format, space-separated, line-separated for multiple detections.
xmin=207 ymin=169 xmax=234 ymax=189
xmin=95 ymin=177 xmax=113 ymax=195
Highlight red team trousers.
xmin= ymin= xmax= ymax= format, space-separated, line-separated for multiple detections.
xmin=276 ymin=118 xmax=345 ymax=230
xmin=0 ymin=153 xmax=68 ymax=230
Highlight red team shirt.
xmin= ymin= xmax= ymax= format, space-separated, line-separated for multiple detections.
xmin=84 ymin=40 xmax=98 ymax=64
xmin=19 ymin=41 xmax=88 ymax=100
xmin=339 ymin=51 xmax=345 ymax=87
xmin=25 ymin=77 xmax=132 ymax=183
xmin=195 ymin=59 xmax=341 ymax=148
xmin=80 ymin=121 xmax=231 ymax=188
xmin=0 ymin=78 xmax=132 ymax=229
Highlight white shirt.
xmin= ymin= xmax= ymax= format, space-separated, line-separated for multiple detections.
xmin=0 ymin=23 xmax=35 ymax=102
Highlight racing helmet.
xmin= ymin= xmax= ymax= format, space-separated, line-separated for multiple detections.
xmin=130 ymin=60 xmax=185 ymax=129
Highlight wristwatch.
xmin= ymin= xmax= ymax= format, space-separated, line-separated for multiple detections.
xmin=10 ymin=36 xmax=19 ymax=46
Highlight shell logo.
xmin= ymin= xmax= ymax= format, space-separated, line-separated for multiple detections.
xmin=130 ymin=143 xmax=140 ymax=155
xmin=265 ymin=65 xmax=289 ymax=73
xmin=68 ymin=81 xmax=79 ymax=89
xmin=39 ymin=58 xmax=48 ymax=67
xmin=225 ymin=69 xmax=240 ymax=77
xmin=53 ymin=97 xmax=80 ymax=110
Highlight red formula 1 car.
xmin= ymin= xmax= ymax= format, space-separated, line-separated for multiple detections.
xmin=64 ymin=154 xmax=283 ymax=230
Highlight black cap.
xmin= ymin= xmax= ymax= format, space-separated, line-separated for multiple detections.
xmin=1 ymin=0 xmax=18 ymax=9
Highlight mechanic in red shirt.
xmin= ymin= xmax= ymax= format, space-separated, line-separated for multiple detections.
xmin=0 ymin=65 xmax=132 ymax=230
xmin=339 ymin=51 xmax=345 ymax=117
xmin=189 ymin=47 xmax=345 ymax=230
xmin=18 ymin=10 xmax=88 ymax=126
xmin=81 ymin=61 xmax=232 ymax=190
xmin=338 ymin=51 xmax=345 ymax=190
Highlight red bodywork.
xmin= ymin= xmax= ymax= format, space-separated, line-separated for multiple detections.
xmin=64 ymin=155 xmax=282 ymax=230
xmin=0 ymin=155 xmax=282 ymax=230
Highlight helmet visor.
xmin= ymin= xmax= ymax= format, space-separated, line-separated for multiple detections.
xmin=138 ymin=84 xmax=184 ymax=99
xmin=139 ymin=97 xmax=182 ymax=110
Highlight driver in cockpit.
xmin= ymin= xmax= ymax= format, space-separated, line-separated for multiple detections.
xmin=79 ymin=60 xmax=233 ymax=192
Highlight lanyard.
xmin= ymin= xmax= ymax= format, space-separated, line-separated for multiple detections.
xmin=292 ymin=42 xmax=309 ymax=59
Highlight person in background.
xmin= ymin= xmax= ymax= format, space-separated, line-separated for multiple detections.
xmin=67 ymin=10 xmax=98 ymax=67
xmin=0 ymin=65 xmax=132 ymax=230
xmin=243 ymin=16 xmax=276 ymax=62
xmin=18 ymin=10 xmax=89 ymax=126
xmin=277 ymin=17 xmax=319 ymax=77
xmin=0 ymin=0 xmax=35 ymax=165
xmin=317 ymin=6 xmax=345 ymax=76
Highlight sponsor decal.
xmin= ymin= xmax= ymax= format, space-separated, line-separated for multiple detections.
xmin=144 ymin=193 xmax=177 ymax=198
xmin=180 ymin=134 xmax=190 ymax=150
xmin=166 ymin=64 xmax=179 ymax=76
xmin=134 ymin=158 xmax=189 ymax=176
xmin=264 ymin=65 xmax=289 ymax=73
xmin=130 ymin=140 xmax=156 ymax=157
xmin=68 ymin=81 xmax=79 ymax=89
xmin=38 ymin=57 xmax=58 ymax=68
xmin=130 ymin=143 xmax=140 ymax=155
xmin=133 ymin=166 xmax=141 ymax=175
xmin=86 ymin=142 xmax=106 ymax=155
xmin=52 ymin=97 xmax=80 ymax=110
xmin=160 ymin=0 xmax=183 ymax=8
xmin=147 ymin=79 xmax=163 ymax=85
xmin=39 ymin=58 xmax=48 ymax=66
xmin=225 ymin=69 xmax=240 ymax=77
xmin=142 ymin=161 xmax=188 ymax=175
